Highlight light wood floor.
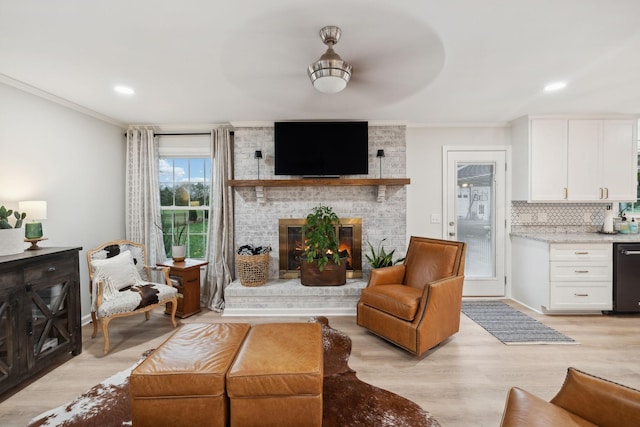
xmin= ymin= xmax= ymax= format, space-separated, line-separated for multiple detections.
xmin=1 ymin=299 xmax=639 ymax=427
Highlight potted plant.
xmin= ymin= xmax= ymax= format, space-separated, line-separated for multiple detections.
xmin=365 ymin=238 xmax=405 ymax=268
xmin=171 ymin=223 xmax=187 ymax=262
xmin=300 ymin=205 xmax=347 ymax=286
xmin=0 ymin=205 xmax=26 ymax=256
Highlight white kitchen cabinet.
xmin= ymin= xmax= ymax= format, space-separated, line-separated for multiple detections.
xmin=601 ymin=120 xmax=638 ymax=201
xmin=530 ymin=119 xmax=568 ymax=201
xmin=568 ymin=119 xmax=637 ymax=201
xmin=511 ymin=237 xmax=612 ymax=313
xmin=567 ymin=120 xmax=600 ymax=201
xmin=511 ymin=115 xmax=638 ymax=202
xmin=548 ymin=243 xmax=612 ymax=311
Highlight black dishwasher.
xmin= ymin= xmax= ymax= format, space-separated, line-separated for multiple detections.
xmin=613 ymin=243 xmax=640 ymax=313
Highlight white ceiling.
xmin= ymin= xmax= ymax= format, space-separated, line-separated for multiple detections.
xmin=1 ymin=0 xmax=639 ymax=126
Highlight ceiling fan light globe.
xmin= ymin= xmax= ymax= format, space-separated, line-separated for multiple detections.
xmin=307 ymin=61 xmax=352 ymax=94
xmin=313 ymin=75 xmax=348 ymax=94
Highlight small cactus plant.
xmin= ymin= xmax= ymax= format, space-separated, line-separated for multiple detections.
xmin=0 ymin=205 xmax=26 ymax=229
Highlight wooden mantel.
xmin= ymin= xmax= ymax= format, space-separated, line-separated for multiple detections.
xmin=227 ymin=178 xmax=410 ymax=187
xmin=227 ymin=178 xmax=410 ymax=203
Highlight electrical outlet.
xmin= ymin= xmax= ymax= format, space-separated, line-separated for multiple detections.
xmin=538 ymin=212 xmax=548 ymax=223
xmin=430 ymin=213 xmax=441 ymax=224
xmin=584 ymin=213 xmax=592 ymax=223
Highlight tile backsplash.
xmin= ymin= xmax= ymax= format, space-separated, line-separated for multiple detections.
xmin=511 ymin=201 xmax=612 ymax=233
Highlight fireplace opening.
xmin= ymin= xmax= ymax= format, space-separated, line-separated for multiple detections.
xmin=279 ymin=218 xmax=362 ymax=279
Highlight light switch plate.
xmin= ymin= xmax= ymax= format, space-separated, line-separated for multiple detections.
xmin=538 ymin=213 xmax=548 ymax=223
xmin=430 ymin=214 xmax=441 ymax=224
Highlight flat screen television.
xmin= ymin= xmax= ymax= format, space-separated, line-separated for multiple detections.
xmin=274 ymin=121 xmax=369 ymax=176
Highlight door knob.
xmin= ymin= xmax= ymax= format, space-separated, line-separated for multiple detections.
xmin=449 ymin=221 xmax=455 ymax=226
xmin=449 ymin=232 xmax=456 ymax=236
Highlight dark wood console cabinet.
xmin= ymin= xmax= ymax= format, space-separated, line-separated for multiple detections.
xmin=0 ymin=247 xmax=82 ymax=399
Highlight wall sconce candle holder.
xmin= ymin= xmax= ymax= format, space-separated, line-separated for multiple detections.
xmin=254 ymin=150 xmax=263 ymax=179
xmin=376 ymin=149 xmax=385 ymax=178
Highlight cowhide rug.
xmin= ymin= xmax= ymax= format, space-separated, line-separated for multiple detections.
xmin=28 ymin=317 xmax=440 ymax=427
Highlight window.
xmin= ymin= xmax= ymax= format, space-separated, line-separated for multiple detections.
xmin=156 ymin=133 xmax=212 ymax=259
xmin=619 ymin=150 xmax=640 ymax=217
xmin=159 ymin=157 xmax=211 ymax=259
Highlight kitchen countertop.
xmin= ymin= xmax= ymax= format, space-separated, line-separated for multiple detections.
xmin=510 ymin=231 xmax=640 ymax=243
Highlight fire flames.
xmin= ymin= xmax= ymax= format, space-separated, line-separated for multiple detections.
xmin=293 ymin=241 xmax=353 ymax=269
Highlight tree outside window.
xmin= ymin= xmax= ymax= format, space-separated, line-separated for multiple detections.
xmin=159 ymin=158 xmax=211 ymax=259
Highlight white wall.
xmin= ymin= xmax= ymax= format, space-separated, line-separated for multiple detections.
xmin=0 ymin=82 xmax=126 ymax=321
xmin=406 ymin=125 xmax=511 ymax=239
xmin=0 ymin=84 xmax=514 ymax=319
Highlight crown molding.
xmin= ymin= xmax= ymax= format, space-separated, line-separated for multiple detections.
xmin=229 ymin=121 xmax=273 ymax=128
xmin=230 ymin=120 xmax=408 ymax=128
xmin=407 ymin=121 xmax=511 ymax=128
xmin=0 ymin=73 xmax=126 ymax=128
xmin=129 ymin=123 xmax=230 ymax=133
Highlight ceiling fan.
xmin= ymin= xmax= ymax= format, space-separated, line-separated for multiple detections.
xmin=307 ymin=26 xmax=352 ymax=94
xmin=220 ymin=12 xmax=445 ymax=108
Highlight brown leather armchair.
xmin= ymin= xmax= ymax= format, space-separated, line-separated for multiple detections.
xmin=357 ymin=236 xmax=466 ymax=356
xmin=500 ymin=367 xmax=640 ymax=427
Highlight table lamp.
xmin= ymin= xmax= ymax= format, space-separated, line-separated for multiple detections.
xmin=19 ymin=200 xmax=47 ymax=242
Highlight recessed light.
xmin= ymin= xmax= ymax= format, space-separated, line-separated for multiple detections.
xmin=543 ymin=81 xmax=567 ymax=92
xmin=114 ymin=85 xmax=135 ymax=95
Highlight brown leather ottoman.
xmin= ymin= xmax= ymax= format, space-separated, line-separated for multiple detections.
xmin=130 ymin=322 xmax=251 ymax=427
xmin=226 ymin=323 xmax=324 ymax=427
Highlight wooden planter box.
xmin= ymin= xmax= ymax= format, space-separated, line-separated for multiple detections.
xmin=300 ymin=258 xmax=347 ymax=286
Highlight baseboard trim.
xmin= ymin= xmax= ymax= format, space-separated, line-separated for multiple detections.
xmin=223 ymin=278 xmax=366 ymax=317
xmin=222 ymin=307 xmax=357 ymax=317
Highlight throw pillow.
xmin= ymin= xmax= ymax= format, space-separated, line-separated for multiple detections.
xmin=91 ymin=251 xmax=143 ymax=301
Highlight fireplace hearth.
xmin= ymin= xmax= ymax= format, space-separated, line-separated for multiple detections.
xmin=279 ymin=218 xmax=362 ymax=279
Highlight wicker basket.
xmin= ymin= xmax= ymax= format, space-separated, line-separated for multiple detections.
xmin=236 ymin=252 xmax=270 ymax=287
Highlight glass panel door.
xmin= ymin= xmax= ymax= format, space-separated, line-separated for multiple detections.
xmin=29 ymin=281 xmax=71 ymax=364
xmin=444 ymin=149 xmax=506 ymax=296
xmin=457 ymin=163 xmax=496 ymax=278
xmin=0 ymin=299 xmax=14 ymax=383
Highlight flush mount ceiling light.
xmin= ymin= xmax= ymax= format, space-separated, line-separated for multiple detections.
xmin=114 ymin=85 xmax=135 ymax=95
xmin=307 ymin=26 xmax=352 ymax=94
xmin=543 ymin=81 xmax=567 ymax=92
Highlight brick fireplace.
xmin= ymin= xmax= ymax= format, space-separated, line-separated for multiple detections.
xmin=278 ymin=218 xmax=363 ymax=279
xmin=230 ymin=124 xmax=408 ymax=282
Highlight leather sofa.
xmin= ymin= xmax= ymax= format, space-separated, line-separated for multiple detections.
xmin=357 ymin=236 xmax=466 ymax=356
xmin=500 ymin=367 xmax=640 ymax=427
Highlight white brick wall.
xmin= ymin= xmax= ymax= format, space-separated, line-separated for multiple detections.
xmin=232 ymin=124 xmax=407 ymax=279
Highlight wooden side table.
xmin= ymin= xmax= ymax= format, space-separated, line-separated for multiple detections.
xmin=157 ymin=259 xmax=208 ymax=318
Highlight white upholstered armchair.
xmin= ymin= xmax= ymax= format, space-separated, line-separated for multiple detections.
xmin=87 ymin=240 xmax=178 ymax=355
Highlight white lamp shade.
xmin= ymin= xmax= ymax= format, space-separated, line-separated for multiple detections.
xmin=19 ymin=200 xmax=47 ymax=220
